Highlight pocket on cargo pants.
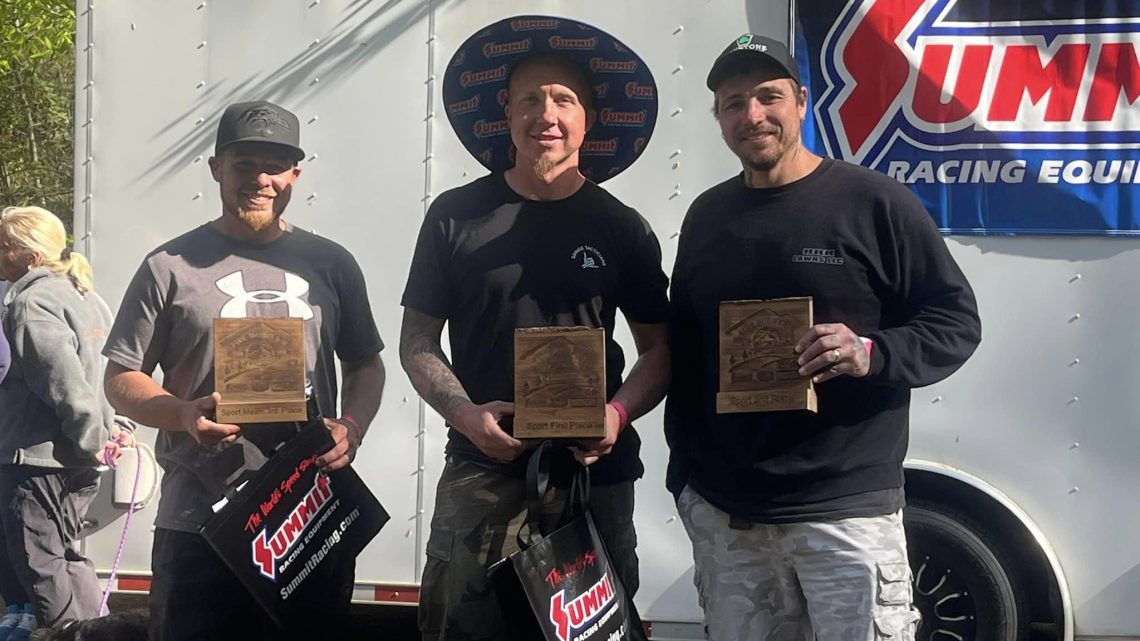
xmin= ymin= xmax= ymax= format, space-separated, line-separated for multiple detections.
xmin=873 ymin=561 xmax=921 ymax=640
xmin=418 ymin=528 xmax=454 ymax=640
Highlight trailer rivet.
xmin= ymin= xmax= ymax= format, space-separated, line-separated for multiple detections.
xmin=673 ymin=65 xmax=684 ymax=74
xmin=673 ymin=26 xmax=684 ymax=35
xmin=932 ymin=396 xmax=942 ymax=403
xmin=1070 ymin=313 xmax=1081 ymax=321
xmin=194 ymin=155 xmax=203 ymax=163
xmin=197 ymin=41 xmax=207 ymax=49
xmin=309 ymin=115 xmax=319 ymax=123
xmin=130 ymin=23 xmax=136 ymax=30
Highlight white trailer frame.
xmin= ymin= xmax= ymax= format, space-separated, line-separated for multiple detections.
xmin=70 ymin=1 xmax=1139 ymax=639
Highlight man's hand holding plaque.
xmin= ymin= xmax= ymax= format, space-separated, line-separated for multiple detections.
xmin=717 ymin=297 xmax=818 ymax=414
xmin=213 ymin=318 xmax=308 ymax=424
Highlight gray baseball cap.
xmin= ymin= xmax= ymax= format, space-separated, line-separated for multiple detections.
xmin=707 ymin=34 xmax=800 ymax=91
xmin=214 ymin=100 xmax=305 ymax=162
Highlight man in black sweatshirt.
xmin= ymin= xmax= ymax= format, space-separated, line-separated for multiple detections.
xmin=665 ymin=34 xmax=981 ymax=641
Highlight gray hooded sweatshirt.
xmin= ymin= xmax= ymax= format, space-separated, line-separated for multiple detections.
xmin=0 ymin=268 xmax=113 ymax=467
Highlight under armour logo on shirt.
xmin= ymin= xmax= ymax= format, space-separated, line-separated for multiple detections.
xmin=215 ymin=271 xmax=314 ymax=320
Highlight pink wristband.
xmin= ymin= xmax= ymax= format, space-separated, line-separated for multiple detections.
xmin=608 ymin=401 xmax=629 ymax=431
xmin=860 ymin=337 xmax=873 ymax=357
xmin=341 ymin=414 xmax=364 ymax=442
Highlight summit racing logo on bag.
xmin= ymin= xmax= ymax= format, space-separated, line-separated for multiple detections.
xmin=459 ymin=65 xmax=508 ymax=88
xmin=599 ymin=109 xmax=646 ymax=126
xmin=589 ymin=58 xmax=637 ymax=73
xmin=549 ymin=571 xmax=617 ymax=641
xmin=549 ymin=36 xmax=598 ymax=50
xmin=473 ymin=119 xmax=510 ymax=138
xmin=511 ymin=18 xmax=560 ymax=32
xmin=447 ymin=95 xmax=480 ymax=115
xmin=251 ymin=474 xmax=334 ymax=581
xmin=483 ymin=39 xmax=531 ymax=58
xmin=813 ymin=0 xmax=1140 ymax=178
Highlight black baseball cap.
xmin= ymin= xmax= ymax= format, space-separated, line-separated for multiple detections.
xmin=214 ymin=101 xmax=305 ymax=162
xmin=706 ymin=34 xmax=800 ymax=91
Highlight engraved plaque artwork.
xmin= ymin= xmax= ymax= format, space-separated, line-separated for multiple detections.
xmin=214 ymin=318 xmax=307 ymax=424
xmin=514 ymin=327 xmax=606 ymax=439
xmin=717 ymin=297 xmax=817 ymax=414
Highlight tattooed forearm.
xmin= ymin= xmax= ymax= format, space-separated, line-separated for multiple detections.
xmin=399 ymin=308 xmax=471 ymax=423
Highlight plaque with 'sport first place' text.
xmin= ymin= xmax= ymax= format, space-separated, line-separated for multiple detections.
xmin=718 ymin=297 xmax=818 ymax=414
xmin=514 ymin=327 xmax=606 ymax=439
xmin=214 ymin=318 xmax=307 ymax=424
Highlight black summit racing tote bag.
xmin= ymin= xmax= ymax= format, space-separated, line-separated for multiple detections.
xmin=489 ymin=441 xmax=634 ymax=641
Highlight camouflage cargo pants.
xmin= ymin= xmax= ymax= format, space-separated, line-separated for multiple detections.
xmin=678 ymin=485 xmax=920 ymax=641
xmin=418 ymin=456 xmax=646 ymax=641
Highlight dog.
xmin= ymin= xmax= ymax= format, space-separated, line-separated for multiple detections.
xmin=28 ymin=612 xmax=147 ymax=641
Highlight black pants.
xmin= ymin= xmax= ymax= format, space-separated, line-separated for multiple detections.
xmin=0 ymin=465 xmax=101 ymax=626
xmin=149 ymin=528 xmax=355 ymax=641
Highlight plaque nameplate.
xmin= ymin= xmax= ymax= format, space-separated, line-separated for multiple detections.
xmin=514 ymin=327 xmax=606 ymax=439
xmin=214 ymin=318 xmax=307 ymax=424
xmin=717 ymin=298 xmax=817 ymax=414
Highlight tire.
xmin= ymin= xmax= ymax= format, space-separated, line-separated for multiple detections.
xmin=904 ymin=501 xmax=1029 ymax=641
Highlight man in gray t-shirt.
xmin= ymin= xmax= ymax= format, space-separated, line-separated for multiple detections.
xmin=103 ymin=101 xmax=386 ymax=641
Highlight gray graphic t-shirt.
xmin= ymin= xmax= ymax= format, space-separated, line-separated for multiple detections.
xmin=104 ymin=223 xmax=383 ymax=532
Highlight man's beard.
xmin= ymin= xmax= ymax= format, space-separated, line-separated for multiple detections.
xmin=532 ymin=156 xmax=558 ymax=179
xmin=739 ymin=126 xmax=799 ymax=172
xmin=235 ymin=208 xmax=279 ymax=232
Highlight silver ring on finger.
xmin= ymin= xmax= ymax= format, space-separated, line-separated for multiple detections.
xmin=832 ymin=348 xmax=842 ymax=362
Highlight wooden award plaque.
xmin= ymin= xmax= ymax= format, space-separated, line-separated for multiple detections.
xmin=213 ymin=318 xmax=307 ymax=424
xmin=717 ymin=297 xmax=817 ymax=414
xmin=513 ymin=327 xmax=606 ymax=439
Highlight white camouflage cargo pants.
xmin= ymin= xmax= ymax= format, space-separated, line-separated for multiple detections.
xmin=678 ymin=485 xmax=920 ymax=641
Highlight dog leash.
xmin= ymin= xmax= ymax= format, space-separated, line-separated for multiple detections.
xmin=98 ymin=443 xmax=143 ymax=617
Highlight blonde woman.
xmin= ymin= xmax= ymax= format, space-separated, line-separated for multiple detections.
xmin=0 ymin=206 xmax=123 ymax=637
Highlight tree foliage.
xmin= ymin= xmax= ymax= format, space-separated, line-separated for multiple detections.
xmin=0 ymin=0 xmax=75 ymax=231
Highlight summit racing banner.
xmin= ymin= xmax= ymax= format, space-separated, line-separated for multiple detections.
xmin=797 ymin=0 xmax=1140 ymax=235
xmin=201 ymin=419 xmax=389 ymax=628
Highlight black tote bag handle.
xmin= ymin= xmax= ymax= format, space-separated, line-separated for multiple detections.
xmin=520 ymin=441 xmax=590 ymax=549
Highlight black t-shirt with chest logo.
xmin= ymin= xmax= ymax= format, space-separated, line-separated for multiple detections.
xmin=666 ymin=159 xmax=981 ymax=521
xmin=402 ymin=173 xmax=669 ymax=484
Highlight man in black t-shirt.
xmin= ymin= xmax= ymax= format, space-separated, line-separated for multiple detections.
xmin=401 ymin=16 xmax=668 ymax=641
xmin=666 ymin=36 xmax=981 ymax=641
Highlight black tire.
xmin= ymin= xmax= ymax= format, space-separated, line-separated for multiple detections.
xmin=904 ymin=501 xmax=1029 ymax=641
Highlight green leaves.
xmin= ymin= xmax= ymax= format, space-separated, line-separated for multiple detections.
xmin=0 ymin=0 xmax=74 ymax=69
xmin=0 ymin=0 xmax=75 ymax=228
